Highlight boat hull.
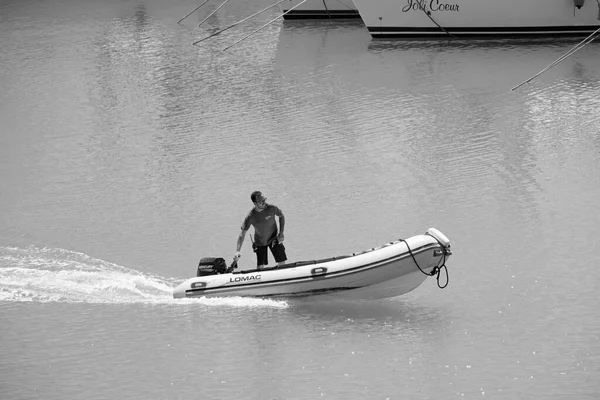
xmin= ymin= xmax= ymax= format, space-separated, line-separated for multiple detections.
xmin=281 ymin=0 xmax=360 ymax=19
xmin=172 ymin=228 xmax=451 ymax=300
xmin=352 ymin=0 xmax=600 ymax=38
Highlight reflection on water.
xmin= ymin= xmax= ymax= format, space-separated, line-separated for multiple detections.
xmin=289 ymin=296 xmax=449 ymax=340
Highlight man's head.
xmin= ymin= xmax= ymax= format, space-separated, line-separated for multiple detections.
xmin=251 ymin=191 xmax=267 ymax=209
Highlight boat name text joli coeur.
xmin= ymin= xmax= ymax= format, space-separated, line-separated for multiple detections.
xmin=402 ymin=0 xmax=460 ymax=13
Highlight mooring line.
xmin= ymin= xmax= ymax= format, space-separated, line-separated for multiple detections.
xmin=222 ymin=0 xmax=308 ymax=51
xmin=322 ymin=0 xmax=331 ymax=19
xmin=193 ymin=0 xmax=287 ymax=45
xmin=178 ymin=0 xmax=210 ymax=24
xmin=414 ymin=0 xmax=460 ymax=41
xmin=198 ymin=0 xmax=231 ymax=27
xmin=511 ymin=27 xmax=600 ymax=91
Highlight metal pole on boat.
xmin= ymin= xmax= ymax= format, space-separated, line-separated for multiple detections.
xmin=511 ymin=27 xmax=600 ymax=91
xmin=222 ymin=0 xmax=308 ymax=51
xmin=192 ymin=0 xmax=287 ymax=45
xmin=198 ymin=0 xmax=231 ymax=27
xmin=178 ymin=0 xmax=211 ymax=24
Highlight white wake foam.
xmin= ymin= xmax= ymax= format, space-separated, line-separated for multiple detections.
xmin=0 ymin=246 xmax=287 ymax=308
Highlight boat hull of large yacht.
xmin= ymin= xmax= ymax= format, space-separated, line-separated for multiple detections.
xmin=352 ymin=0 xmax=600 ymax=38
xmin=282 ymin=0 xmax=360 ymax=19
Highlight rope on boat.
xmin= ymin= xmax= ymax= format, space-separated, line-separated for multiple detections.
xmin=322 ymin=0 xmax=332 ymax=19
xmin=222 ymin=0 xmax=308 ymax=51
xmin=399 ymin=238 xmax=449 ymax=289
xmin=511 ymin=26 xmax=600 ymax=91
xmin=414 ymin=1 xmax=460 ymax=41
xmin=198 ymin=0 xmax=231 ymax=27
xmin=178 ymin=0 xmax=210 ymax=24
xmin=329 ymin=0 xmax=357 ymax=12
xmin=192 ymin=0 xmax=287 ymax=45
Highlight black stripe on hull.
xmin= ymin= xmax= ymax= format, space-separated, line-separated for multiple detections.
xmin=282 ymin=10 xmax=361 ymax=19
xmin=368 ymin=25 xmax=600 ymax=39
xmin=185 ymin=242 xmax=438 ymax=297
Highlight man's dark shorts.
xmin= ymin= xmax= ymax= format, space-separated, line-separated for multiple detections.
xmin=256 ymin=240 xmax=287 ymax=266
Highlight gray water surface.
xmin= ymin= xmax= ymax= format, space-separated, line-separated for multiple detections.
xmin=1 ymin=0 xmax=600 ymax=399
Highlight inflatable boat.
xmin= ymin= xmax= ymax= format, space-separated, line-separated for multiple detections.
xmin=172 ymin=228 xmax=452 ymax=300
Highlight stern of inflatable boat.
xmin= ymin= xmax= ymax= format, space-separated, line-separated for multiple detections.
xmin=173 ymin=280 xmax=188 ymax=299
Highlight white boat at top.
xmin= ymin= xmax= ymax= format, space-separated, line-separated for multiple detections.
xmin=173 ymin=228 xmax=452 ymax=300
xmin=281 ymin=0 xmax=360 ymax=19
xmin=352 ymin=0 xmax=600 ymax=38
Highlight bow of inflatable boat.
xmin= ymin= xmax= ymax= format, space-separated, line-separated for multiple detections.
xmin=426 ymin=227 xmax=452 ymax=255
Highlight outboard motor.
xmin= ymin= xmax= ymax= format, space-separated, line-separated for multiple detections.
xmin=197 ymin=257 xmax=228 ymax=276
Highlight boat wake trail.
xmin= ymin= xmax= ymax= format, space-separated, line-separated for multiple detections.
xmin=0 ymin=246 xmax=287 ymax=308
xmin=0 ymin=246 xmax=175 ymax=303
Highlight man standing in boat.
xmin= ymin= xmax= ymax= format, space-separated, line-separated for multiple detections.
xmin=234 ymin=191 xmax=287 ymax=270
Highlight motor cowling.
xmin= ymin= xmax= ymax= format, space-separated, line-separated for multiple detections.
xmin=197 ymin=257 xmax=228 ymax=276
xmin=574 ymin=0 xmax=585 ymax=9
